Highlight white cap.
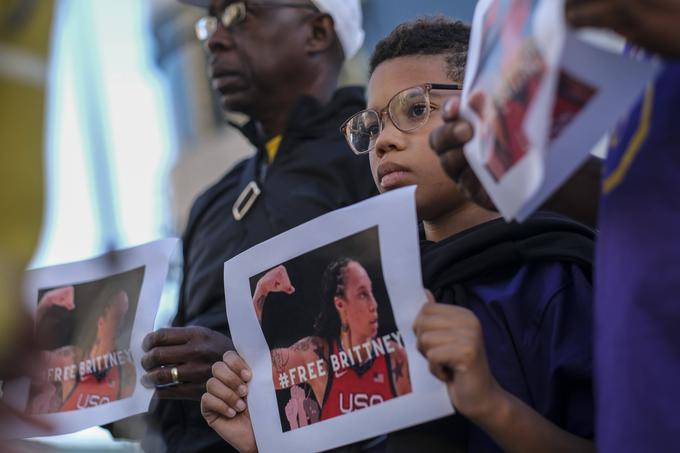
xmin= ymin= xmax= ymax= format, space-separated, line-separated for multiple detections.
xmin=309 ymin=0 xmax=364 ymax=60
xmin=179 ymin=0 xmax=364 ymax=59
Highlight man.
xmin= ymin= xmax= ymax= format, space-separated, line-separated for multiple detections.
xmin=429 ymin=1 xmax=680 ymax=451
xmin=140 ymin=0 xmax=376 ymax=451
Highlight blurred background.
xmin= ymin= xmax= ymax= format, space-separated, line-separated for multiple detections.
xmin=1 ymin=0 xmax=476 ymax=450
xmin=8 ymin=0 xmax=478 ymax=334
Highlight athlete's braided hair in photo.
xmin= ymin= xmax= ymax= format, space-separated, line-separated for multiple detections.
xmin=314 ymin=257 xmax=355 ymax=341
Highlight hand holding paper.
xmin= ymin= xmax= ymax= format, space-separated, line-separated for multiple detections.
xmin=201 ymin=351 xmax=256 ymax=453
xmin=429 ymin=95 xmax=494 ymax=211
xmin=141 ymin=326 xmax=234 ymax=400
xmin=457 ymin=0 xmax=659 ymax=221
xmin=565 ymin=0 xmax=680 ymax=58
xmin=413 ymin=291 xmax=500 ymax=423
xmin=414 ymin=291 xmax=595 ymax=453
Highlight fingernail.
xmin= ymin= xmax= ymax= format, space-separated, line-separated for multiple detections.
xmin=227 ymin=408 xmax=236 ymax=418
xmin=241 ymin=369 xmax=251 ymax=381
xmin=236 ymin=399 xmax=246 ymax=412
xmin=238 ymin=385 xmax=248 ymax=397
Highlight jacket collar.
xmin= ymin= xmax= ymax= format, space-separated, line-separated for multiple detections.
xmin=421 ymin=211 xmax=596 ymax=290
xmin=228 ymin=86 xmax=366 ymax=153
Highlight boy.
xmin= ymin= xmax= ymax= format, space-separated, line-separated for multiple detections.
xmin=201 ymin=18 xmax=595 ymax=453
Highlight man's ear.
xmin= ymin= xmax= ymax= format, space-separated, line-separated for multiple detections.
xmin=305 ymin=14 xmax=336 ymax=54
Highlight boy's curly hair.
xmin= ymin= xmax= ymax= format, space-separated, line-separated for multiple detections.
xmin=369 ymin=16 xmax=471 ymax=82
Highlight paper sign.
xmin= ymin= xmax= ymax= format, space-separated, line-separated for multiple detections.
xmin=2 ymin=238 xmax=178 ymax=438
xmin=461 ymin=0 xmax=659 ymax=221
xmin=224 ymin=187 xmax=453 ymax=453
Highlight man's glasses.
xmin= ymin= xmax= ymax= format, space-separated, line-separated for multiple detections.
xmin=195 ymin=1 xmax=318 ymax=41
xmin=341 ymin=83 xmax=462 ymax=155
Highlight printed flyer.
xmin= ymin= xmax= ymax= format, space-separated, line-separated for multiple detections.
xmin=461 ymin=0 xmax=659 ymax=220
xmin=2 ymin=238 xmax=178 ymax=438
xmin=224 ymin=187 xmax=454 ymax=453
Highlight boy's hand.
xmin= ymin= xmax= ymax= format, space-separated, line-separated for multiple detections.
xmin=429 ymin=95 xmax=495 ymax=211
xmin=566 ymin=0 xmax=680 ymax=58
xmin=201 ymin=351 xmax=257 ymax=453
xmin=413 ymin=291 xmax=504 ymax=423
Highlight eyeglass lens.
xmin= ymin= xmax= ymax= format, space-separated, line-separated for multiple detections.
xmin=345 ymin=86 xmax=431 ymax=154
xmin=194 ymin=2 xmax=247 ymax=41
xmin=195 ymin=17 xmax=216 ymax=41
xmin=389 ymin=86 xmax=430 ymax=132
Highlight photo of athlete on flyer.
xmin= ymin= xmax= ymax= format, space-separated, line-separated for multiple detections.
xmin=27 ymin=267 xmax=144 ymax=414
xmin=252 ymin=256 xmax=412 ymax=430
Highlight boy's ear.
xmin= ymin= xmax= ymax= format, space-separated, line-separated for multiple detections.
xmin=305 ymin=14 xmax=336 ymax=54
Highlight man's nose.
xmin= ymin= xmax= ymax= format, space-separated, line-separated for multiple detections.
xmin=207 ymin=23 xmax=236 ymax=54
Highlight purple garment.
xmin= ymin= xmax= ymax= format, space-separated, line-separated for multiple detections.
xmin=466 ymin=260 xmax=594 ymax=451
xmin=596 ymin=63 xmax=680 ymax=452
xmin=389 ymin=214 xmax=595 ymax=452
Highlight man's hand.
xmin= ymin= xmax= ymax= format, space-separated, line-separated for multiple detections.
xmin=566 ymin=0 xmax=680 ymax=58
xmin=141 ymin=326 xmax=234 ymax=400
xmin=429 ymin=95 xmax=496 ymax=211
xmin=413 ymin=291 xmax=505 ymax=424
xmin=201 ymin=351 xmax=256 ymax=453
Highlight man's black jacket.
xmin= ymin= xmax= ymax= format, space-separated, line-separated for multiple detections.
xmin=144 ymin=86 xmax=377 ymax=452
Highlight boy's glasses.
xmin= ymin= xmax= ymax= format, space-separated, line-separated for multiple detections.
xmin=341 ymin=83 xmax=462 ymax=155
xmin=195 ymin=1 xmax=318 ymax=41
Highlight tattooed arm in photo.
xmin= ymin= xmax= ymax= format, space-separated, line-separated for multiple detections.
xmin=201 ymin=338 xmax=329 ymax=449
xmin=252 ymin=265 xmax=295 ymax=323
xmin=270 ymin=336 xmax=329 ymax=395
xmin=388 ymin=341 xmax=412 ymax=395
xmin=29 ymin=346 xmax=79 ymax=414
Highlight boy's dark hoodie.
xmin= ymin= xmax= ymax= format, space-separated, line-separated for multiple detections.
xmin=386 ymin=212 xmax=595 ymax=453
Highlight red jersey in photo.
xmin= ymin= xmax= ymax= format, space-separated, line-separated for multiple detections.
xmin=320 ymin=338 xmax=396 ymax=420
xmin=60 ymin=365 xmax=127 ymax=411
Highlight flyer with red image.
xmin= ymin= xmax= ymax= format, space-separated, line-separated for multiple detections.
xmin=461 ymin=0 xmax=659 ymax=221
